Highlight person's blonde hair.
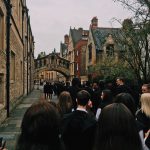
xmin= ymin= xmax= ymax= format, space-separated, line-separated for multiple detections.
xmin=140 ymin=93 xmax=150 ymax=118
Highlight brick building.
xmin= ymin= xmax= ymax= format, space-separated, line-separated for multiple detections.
xmin=60 ymin=28 xmax=89 ymax=82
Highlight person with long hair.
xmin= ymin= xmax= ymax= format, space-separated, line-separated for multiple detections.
xmin=95 ymin=89 xmax=113 ymax=120
xmin=136 ymin=93 xmax=150 ymax=150
xmin=136 ymin=93 xmax=150 ymax=133
xmin=114 ymin=93 xmax=149 ymax=150
xmin=57 ymin=91 xmax=73 ymax=117
xmin=114 ymin=93 xmax=136 ymax=116
xmin=99 ymin=89 xmax=113 ymax=109
xmin=93 ymin=103 xmax=142 ymax=150
xmin=15 ymin=101 xmax=65 ymax=150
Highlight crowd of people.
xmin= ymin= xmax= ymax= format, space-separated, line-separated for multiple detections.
xmin=2 ymin=77 xmax=150 ymax=150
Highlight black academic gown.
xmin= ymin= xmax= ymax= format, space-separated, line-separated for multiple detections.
xmin=61 ymin=110 xmax=97 ymax=150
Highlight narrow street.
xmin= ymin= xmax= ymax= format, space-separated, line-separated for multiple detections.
xmin=0 ymin=86 xmax=58 ymax=150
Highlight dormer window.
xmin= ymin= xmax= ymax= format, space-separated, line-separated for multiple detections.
xmin=106 ymin=44 xmax=114 ymax=56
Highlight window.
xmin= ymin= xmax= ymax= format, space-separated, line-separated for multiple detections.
xmin=51 ymin=72 xmax=53 ymax=80
xmin=0 ymin=74 xmax=4 ymax=104
xmin=20 ymin=61 xmax=22 ymax=80
xmin=106 ymin=44 xmax=114 ymax=56
xmin=37 ymin=60 xmax=40 ymax=68
xmin=0 ymin=11 xmax=4 ymax=50
xmin=76 ymin=50 xmax=78 ymax=56
xmin=11 ymin=51 xmax=15 ymax=81
xmin=24 ymin=37 xmax=27 ymax=59
xmin=77 ymin=63 xmax=78 ymax=71
xmin=40 ymin=60 xmax=42 ymax=67
xmin=88 ymin=44 xmax=92 ymax=61
xmin=19 ymin=2 xmax=21 ymax=22
xmin=44 ymin=59 xmax=46 ymax=65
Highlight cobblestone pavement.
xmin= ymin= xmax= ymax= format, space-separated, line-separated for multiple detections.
xmin=0 ymin=86 xmax=58 ymax=150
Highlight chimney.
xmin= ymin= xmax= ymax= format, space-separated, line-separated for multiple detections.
xmin=90 ymin=16 xmax=98 ymax=29
xmin=78 ymin=27 xmax=83 ymax=33
xmin=64 ymin=34 xmax=69 ymax=45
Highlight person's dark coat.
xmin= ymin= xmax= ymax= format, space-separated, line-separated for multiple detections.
xmin=47 ymin=83 xmax=53 ymax=94
xmin=44 ymin=83 xmax=49 ymax=93
xmin=115 ymin=84 xmax=132 ymax=96
xmin=61 ymin=110 xmax=97 ymax=150
xmin=115 ymin=84 xmax=139 ymax=108
xmin=136 ymin=109 xmax=150 ymax=133
xmin=91 ymin=88 xmax=101 ymax=114
xmin=68 ymin=86 xmax=81 ymax=109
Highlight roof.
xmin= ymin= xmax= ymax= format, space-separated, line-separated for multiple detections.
xmin=60 ymin=43 xmax=67 ymax=52
xmin=60 ymin=43 xmax=68 ymax=57
xmin=70 ymin=28 xmax=82 ymax=46
xmin=91 ymin=27 xmax=121 ymax=50
xmin=70 ymin=28 xmax=89 ymax=46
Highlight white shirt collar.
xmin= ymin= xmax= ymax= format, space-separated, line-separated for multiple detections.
xmin=76 ymin=107 xmax=87 ymax=113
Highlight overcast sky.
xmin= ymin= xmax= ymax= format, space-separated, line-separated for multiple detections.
xmin=26 ymin=0 xmax=133 ymax=58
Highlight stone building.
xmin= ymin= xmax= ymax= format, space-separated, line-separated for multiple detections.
xmin=0 ymin=0 xmax=34 ymax=123
xmin=86 ymin=17 xmax=121 ymax=79
xmin=34 ymin=52 xmax=57 ymax=84
xmin=34 ymin=50 xmax=71 ymax=84
xmin=59 ymin=35 xmax=69 ymax=81
xmin=60 ymin=17 xmax=121 ymax=83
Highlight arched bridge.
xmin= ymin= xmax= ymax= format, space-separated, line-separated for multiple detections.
xmin=34 ymin=52 xmax=70 ymax=78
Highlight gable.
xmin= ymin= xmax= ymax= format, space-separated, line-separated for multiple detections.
xmin=91 ymin=27 xmax=120 ymax=50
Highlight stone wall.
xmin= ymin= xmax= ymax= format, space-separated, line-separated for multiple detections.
xmin=0 ymin=0 xmax=34 ymax=124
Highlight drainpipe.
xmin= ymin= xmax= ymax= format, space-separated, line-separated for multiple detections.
xmin=27 ymin=18 xmax=29 ymax=95
xmin=5 ymin=0 xmax=12 ymax=117
xmin=22 ymin=7 xmax=25 ymax=95
xmin=28 ymin=19 xmax=32 ymax=92
xmin=30 ymin=48 xmax=32 ymax=92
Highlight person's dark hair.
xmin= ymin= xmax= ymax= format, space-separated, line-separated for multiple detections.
xmin=142 ymin=83 xmax=150 ymax=92
xmin=114 ymin=93 xmax=136 ymax=116
xmin=116 ymin=76 xmax=125 ymax=83
xmin=94 ymin=103 xmax=142 ymax=150
xmin=77 ymin=90 xmax=91 ymax=106
xmin=72 ymin=77 xmax=80 ymax=87
xmin=101 ymin=89 xmax=113 ymax=102
xmin=48 ymin=101 xmax=57 ymax=109
xmin=92 ymin=81 xmax=99 ymax=85
xmin=16 ymin=101 xmax=63 ymax=150
xmin=66 ymin=81 xmax=70 ymax=86
xmin=99 ymin=80 xmax=105 ymax=90
xmin=143 ymin=83 xmax=150 ymax=89
xmin=85 ymin=81 xmax=91 ymax=87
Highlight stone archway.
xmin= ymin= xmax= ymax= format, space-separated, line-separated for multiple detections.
xmin=34 ymin=52 xmax=70 ymax=82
